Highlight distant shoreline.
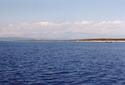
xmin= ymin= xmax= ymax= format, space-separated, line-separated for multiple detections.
xmin=1 ymin=38 xmax=125 ymax=42
xmin=76 ymin=38 xmax=125 ymax=42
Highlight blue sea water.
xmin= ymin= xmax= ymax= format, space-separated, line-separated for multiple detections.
xmin=0 ymin=41 xmax=125 ymax=85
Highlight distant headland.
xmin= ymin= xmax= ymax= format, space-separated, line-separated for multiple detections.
xmin=0 ymin=37 xmax=125 ymax=42
xmin=76 ymin=38 xmax=125 ymax=42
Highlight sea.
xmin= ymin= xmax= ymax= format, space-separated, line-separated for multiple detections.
xmin=0 ymin=41 xmax=125 ymax=85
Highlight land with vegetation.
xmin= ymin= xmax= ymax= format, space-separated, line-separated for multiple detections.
xmin=76 ymin=38 xmax=125 ymax=42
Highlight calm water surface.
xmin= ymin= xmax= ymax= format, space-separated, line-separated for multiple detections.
xmin=0 ymin=42 xmax=125 ymax=85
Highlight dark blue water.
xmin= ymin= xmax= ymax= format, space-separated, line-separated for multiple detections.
xmin=0 ymin=42 xmax=125 ymax=85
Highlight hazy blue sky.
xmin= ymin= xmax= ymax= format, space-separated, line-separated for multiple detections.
xmin=0 ymin=0 xmax=125 ymax=22
xmin=0 ymin=0 xmax=125 ymax=39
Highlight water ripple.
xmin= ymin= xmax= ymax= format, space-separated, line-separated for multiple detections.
xmin=0 ymin=42 xmax=125 ymax=85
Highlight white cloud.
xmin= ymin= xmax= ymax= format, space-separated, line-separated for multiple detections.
xmin=39 ymin=21 xmax=49 ymax=27
xmin=0 ymin=20 xmax=125 ymax=39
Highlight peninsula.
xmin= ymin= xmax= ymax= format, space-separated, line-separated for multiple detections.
xmin=76 ymin=38 xmax=125 ymax=42
xmin=0 ymin=37 xmax=125 ymax=42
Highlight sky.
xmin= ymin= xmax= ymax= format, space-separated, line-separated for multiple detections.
xmin=0 ymin=0 xmax=125 ymax=39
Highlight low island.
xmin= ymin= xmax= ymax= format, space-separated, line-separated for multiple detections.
xmin=76 ymin=38 xmax=125 ymax=42
xmin=0 ymin=37 xmax=125 ymax=42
